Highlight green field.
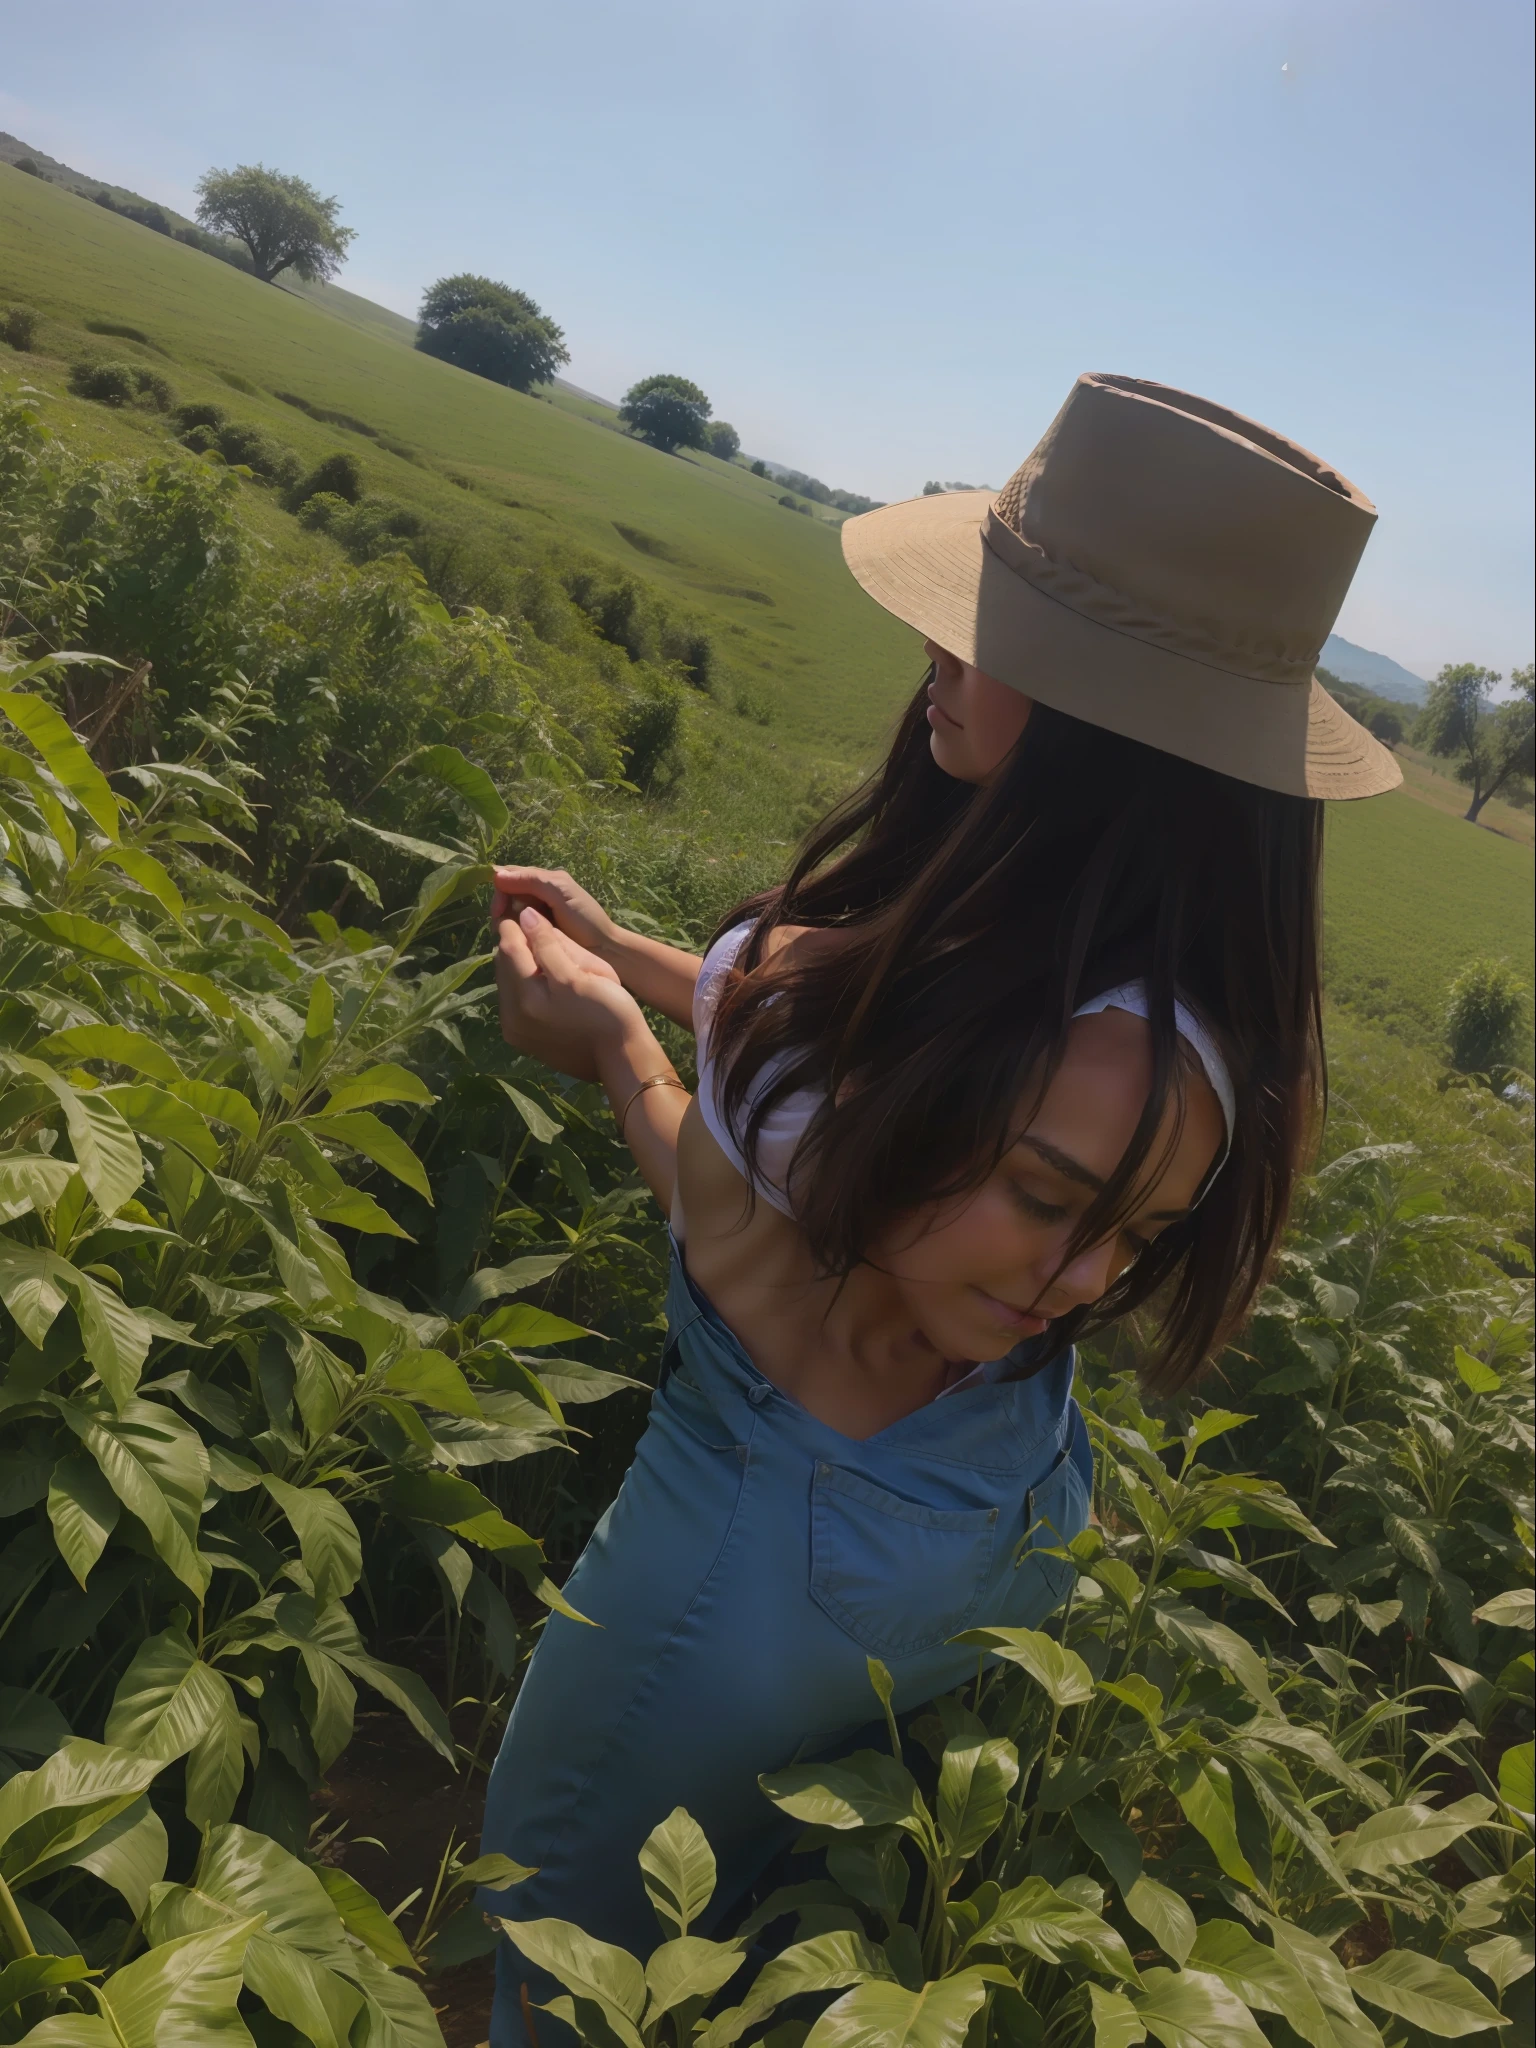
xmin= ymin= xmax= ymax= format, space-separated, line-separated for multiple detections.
xmin=2 ymin=161 xmax=1530 ymax=1047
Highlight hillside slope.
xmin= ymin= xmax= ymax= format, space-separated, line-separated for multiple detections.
xmin=0 ymin=167 xmax=920 ymax=769
xmin=1 ymin=161 xmax=1529 ymax=1049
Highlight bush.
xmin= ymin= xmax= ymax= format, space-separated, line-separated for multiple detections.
xmin=296 ymin=487 xmax=348 ymax=531
xmin=617 ymin=674 xmax=686 ymax=794
xmin=705 ymin=419 xmax=740 ymax=461
xmin=750 ymin=458 xmax=767 ymax=476
xmin=329 ymin=493 xmax=426 ymax=560
xmin=0 ymin=302 xmax=38 ymax=350
xmin=68 ymin=358 xmax=176 ymax=410
xmin=173 ymin=398 xmax=229 ymax=433
xmin=1446 ymin=956 xmax=1529 ymax=1076
xmin=215 ymin=419 xmax=302 ymax=486
xmin=286 ymin=449 xmax=364 ymax=509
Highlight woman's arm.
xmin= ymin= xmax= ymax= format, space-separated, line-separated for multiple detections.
xmin=494 ymin=905 xmax=690 ymax=1210
xmin=491 ymin=866 xmax=703 ymax=1032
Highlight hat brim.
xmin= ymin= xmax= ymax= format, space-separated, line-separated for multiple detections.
xmin=842 ymin=490 xmax=1401 ymax=800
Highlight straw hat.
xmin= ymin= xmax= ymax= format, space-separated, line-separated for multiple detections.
xmin=842 ymin=372 xmax=1401 ymax=799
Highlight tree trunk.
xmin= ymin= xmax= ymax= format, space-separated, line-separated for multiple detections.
xmin=1465 ymin=788 xmax=1489 ymax=822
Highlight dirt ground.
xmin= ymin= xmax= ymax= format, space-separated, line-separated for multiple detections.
xmin=316 ymin=1707 xmax=499 ymax=2048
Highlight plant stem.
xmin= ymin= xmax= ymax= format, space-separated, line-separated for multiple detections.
xmin=0 ymin=1872 xmax=37 ymax=1962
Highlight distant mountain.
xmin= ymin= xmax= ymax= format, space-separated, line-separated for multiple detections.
xmin=1321 ymin=634 xmax=1428 ymax=707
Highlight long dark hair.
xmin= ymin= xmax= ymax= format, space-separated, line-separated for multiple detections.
xmin=709 ymin=672 xmax=1325 ymax=1390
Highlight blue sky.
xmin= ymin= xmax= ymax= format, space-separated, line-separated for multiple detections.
xmin=4 ymin=0 xmax=1532 ymax=676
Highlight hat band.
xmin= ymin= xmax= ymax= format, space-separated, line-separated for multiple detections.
xmin=980 ymin=505 xmax=1318 ymax=689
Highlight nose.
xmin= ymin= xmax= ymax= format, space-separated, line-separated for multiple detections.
xmin=1041 ymin=1235 xmax=1124 ymax=1314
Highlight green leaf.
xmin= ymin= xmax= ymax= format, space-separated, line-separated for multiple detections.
xmin=71 ymin=1794 xmax=168 ymax=1914
xmin=271 ymin=1595 xmax=455 ymax=1763
xmin=36 ymin=1025 xmax=185 ymax=1084
xmin=323 ymin=1064 xmax=434 ymax=1115
xmin=313 ymin=1864 xmax=417 ymax=1971
xmin=185 ymin=1687 xmax=249 ymax=1830
xmin=498 ymin=1079 xmax=564 ymax=1143
xmin=413 ymin=742 xmax=511 ymax=836
xmin=1125 ymin=1879 xmax=1195 ymax=1966
xmin=1348 ymin=1952 xmax=1508 ymax=2037
xmin=307 ymin=1112 xmax=431 ymax=1201
xmin=96 ymin=1913 xmax=261 ymax=2046
xmin=1070 ymin=1799 xmax=1143 ymax=1896
xmin=55 ymin=1397 xmax=209 ymax=1594
xmin=0 ymin=1150 xmax=77 ymax=1225
xmin=383 ymin=1347 xmax=482 ymax=1418
xmin=954 ymin=1626 xmax=1095 ymax=1707
xmin=1090 ymin=1985 xmax=1148 ymax=2048
xmin=105 ymin=1621 xmax=230 ymax=1762
xmin=1453 ymin=1345 xmax=1501 ymax=1393
xmin=385 ymin=1468 xmax=582 ymax=1621
xmin=332 ymin=1944 xmax=441 ymax=2047
xmin=100 ymin=844 xmax=186 ymax=922
xmin=479 ymin=1303 xmax=596 ymax=1349
xmin=0 ymin=1738 xmax=164 ymax=1888
xmin=645 ymin=1935 xmax=746 ymax=2021
xmin=1166 ymin=1755 xmax=1258 ymax=1888
xmin=1100 ymin=1674 xmax=1165 ymax=1727
xmin=759 ymin=1750 xmax=927 ymax=1835
xmin=0 ymin=1951 xmax=93 ymax=2017
xmin=307 ymin=1184 xmax=413 ymax=1237
xmin=0 ymin=688 xmax=119 ymax=839
xmin=1261 ymin=1916 xmax=1383 ymax=2048
xmin=804 ymin=1972 xmax=990 ymax=2047
xmin=499 ymin=1917 xmax=647 ymax=2040
xmin=697 ymin=1932 xmax=894 ymax=2048
xmin=639 ymin=1806 xmax=717 ymax=1937
xmin=937 ymin=1733 xmax=1019 ymax=1865
xmin=100 ymin=1083 xmax=220 ymax=1166
xmin=1187 ymin=1922 xmax=1334 ymax=2048
xmin=47 ymin=1450 xmax=121 ymax=1586
xmin=1153 ymin=1599 xmax=1278 ymax=1714
xmin=1477 ymin=1589 xmax=1535 ymax=1630
xmin=453 ymin=1251 xmax=571 ymax=1316
xmin=15 ymin=2016 xmax=118 ymax=2046
xmin=983 ymin=1877 xmax=1141 ymax=1984
xmin=1499 ymin=1741 xmax=1534 ymax=1815
xmin=1184 ymin=1410 xmax=1253 ymax=1457
xmin=1131 ymin=1968 xmax=1270 ymax=2048
xmin=1337 ymin=1795 xmax=1494 ymax=1874
xmin=4 ymin=1056 xmax=145 ymax=1216
xmin=1466 ymin=1934 xmax=1535 ymax=1998
xmin=173 ymin=1080 xmax=259 ymax=1140
xmin=260 ymin=1475 xmax=363 ymax=1607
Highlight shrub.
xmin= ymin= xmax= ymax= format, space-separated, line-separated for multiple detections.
xmin=618 ymin=674 xmax=686 ymax=794
xmin=705 ymin=419 xmax=741 ymax=461
xmin=215 ymin=418 xmax=302 ymax=486
xmin=68 ymin=358 xmax=139 ymax=406
xmin=286 ymin=449 xmax=364 ymax=509
xmin=297 ymin=487 xmax=347 ymax=530
xmin=68 ymin=359 xmax=175 ymax=410
xmin=173 ymin=398 xmax=229 ymax=433
xmin=1446 ymin=956 xmax=1529 ymax=1076
xmin=0 ymin=303 xmax=38 ymax=350
xmin=329 ymin=493 xmax=426 ymax=560
xmin=750 ymin=458 xmax=767 ymax=476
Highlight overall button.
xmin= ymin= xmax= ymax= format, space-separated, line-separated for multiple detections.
xmin=747 ymin=1382 xmax=773 ymax=1406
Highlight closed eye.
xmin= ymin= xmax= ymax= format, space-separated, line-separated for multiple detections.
xmin=1010 ymin=1185 xmax=1069 ymax=1224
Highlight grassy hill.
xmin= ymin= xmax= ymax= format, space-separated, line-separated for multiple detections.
xmin=2 ymin=161 xmax=1530 ymax=1053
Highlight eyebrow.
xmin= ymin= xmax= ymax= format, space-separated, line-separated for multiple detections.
xmin=1014 ymin=1135 xmax=1192 ymax=1223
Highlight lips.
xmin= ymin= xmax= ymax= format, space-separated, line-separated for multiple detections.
xmin=926 ymin=687 xmax=961 ymax=731
xmin=973 ymin=1286 xmax=1049 ymax=1336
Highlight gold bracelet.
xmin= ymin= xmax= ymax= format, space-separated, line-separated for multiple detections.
xmin=615 ymin=1073 xmax=688 ymax=1138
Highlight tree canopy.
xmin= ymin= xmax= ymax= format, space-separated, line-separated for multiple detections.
xmin=1416 ymin=661 xmax=1534 ymax=821
xmin=195 ymin=164 xmax=355 ymax=285
xmin=415 ymin=275 xmax=570 ymax=393
xmin=620 ymin=374 xmax=711 ymax=453
xmin=705 ymin=419 xmax=741 ymax=462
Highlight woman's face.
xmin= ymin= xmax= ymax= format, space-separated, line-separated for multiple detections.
xmin=924 ymin=639 xmax=1034 ymax=784
xmin=877 ymin=1009 xmax=1225 ymax=1364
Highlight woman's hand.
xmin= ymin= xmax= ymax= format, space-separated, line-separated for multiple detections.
xmin=494 ymin=906 xmax=645 ymax=1083
xmin=491 ymin=866 xmax=705 ymax=1033
xmin=491 ymin=867 xmax=619 ymax=961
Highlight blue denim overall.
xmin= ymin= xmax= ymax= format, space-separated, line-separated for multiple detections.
xmin=480 ymin=1250 xmax=1091 ymax=2042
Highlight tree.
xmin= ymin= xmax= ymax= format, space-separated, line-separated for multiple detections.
xmin=620 ymin=374 xmax=711 ymax=453
xmin=1368 ymin=705 xmax=1403 ymax=747
xmin=1416 ymin=662 xmax=1535 ymax=821
xmin=195 ymin=164 xmax=355 ymax=285
xmin=415 ymin=275 xmax=569 ymax=393
xmin=705 ymin=420 xmax=741 ymax=462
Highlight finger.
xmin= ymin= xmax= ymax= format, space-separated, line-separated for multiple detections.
xmin=496 ymin=915 xmax=542 ymax=985
xmin=492 ymin=868 xmax=571 ymax=915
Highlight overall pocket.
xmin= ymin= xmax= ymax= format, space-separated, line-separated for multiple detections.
xmin=985 ymin=1439 xmax=1087 ymax=1631
xmin=809 ymin=1463 xmax=999 ymax=1658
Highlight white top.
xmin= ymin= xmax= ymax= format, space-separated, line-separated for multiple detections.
xmin=693 ymin=921 xmax=809 ymax=1217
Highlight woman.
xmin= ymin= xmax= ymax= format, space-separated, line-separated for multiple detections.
xmin=478 ymin=374 xmax=1399 ymax=2029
